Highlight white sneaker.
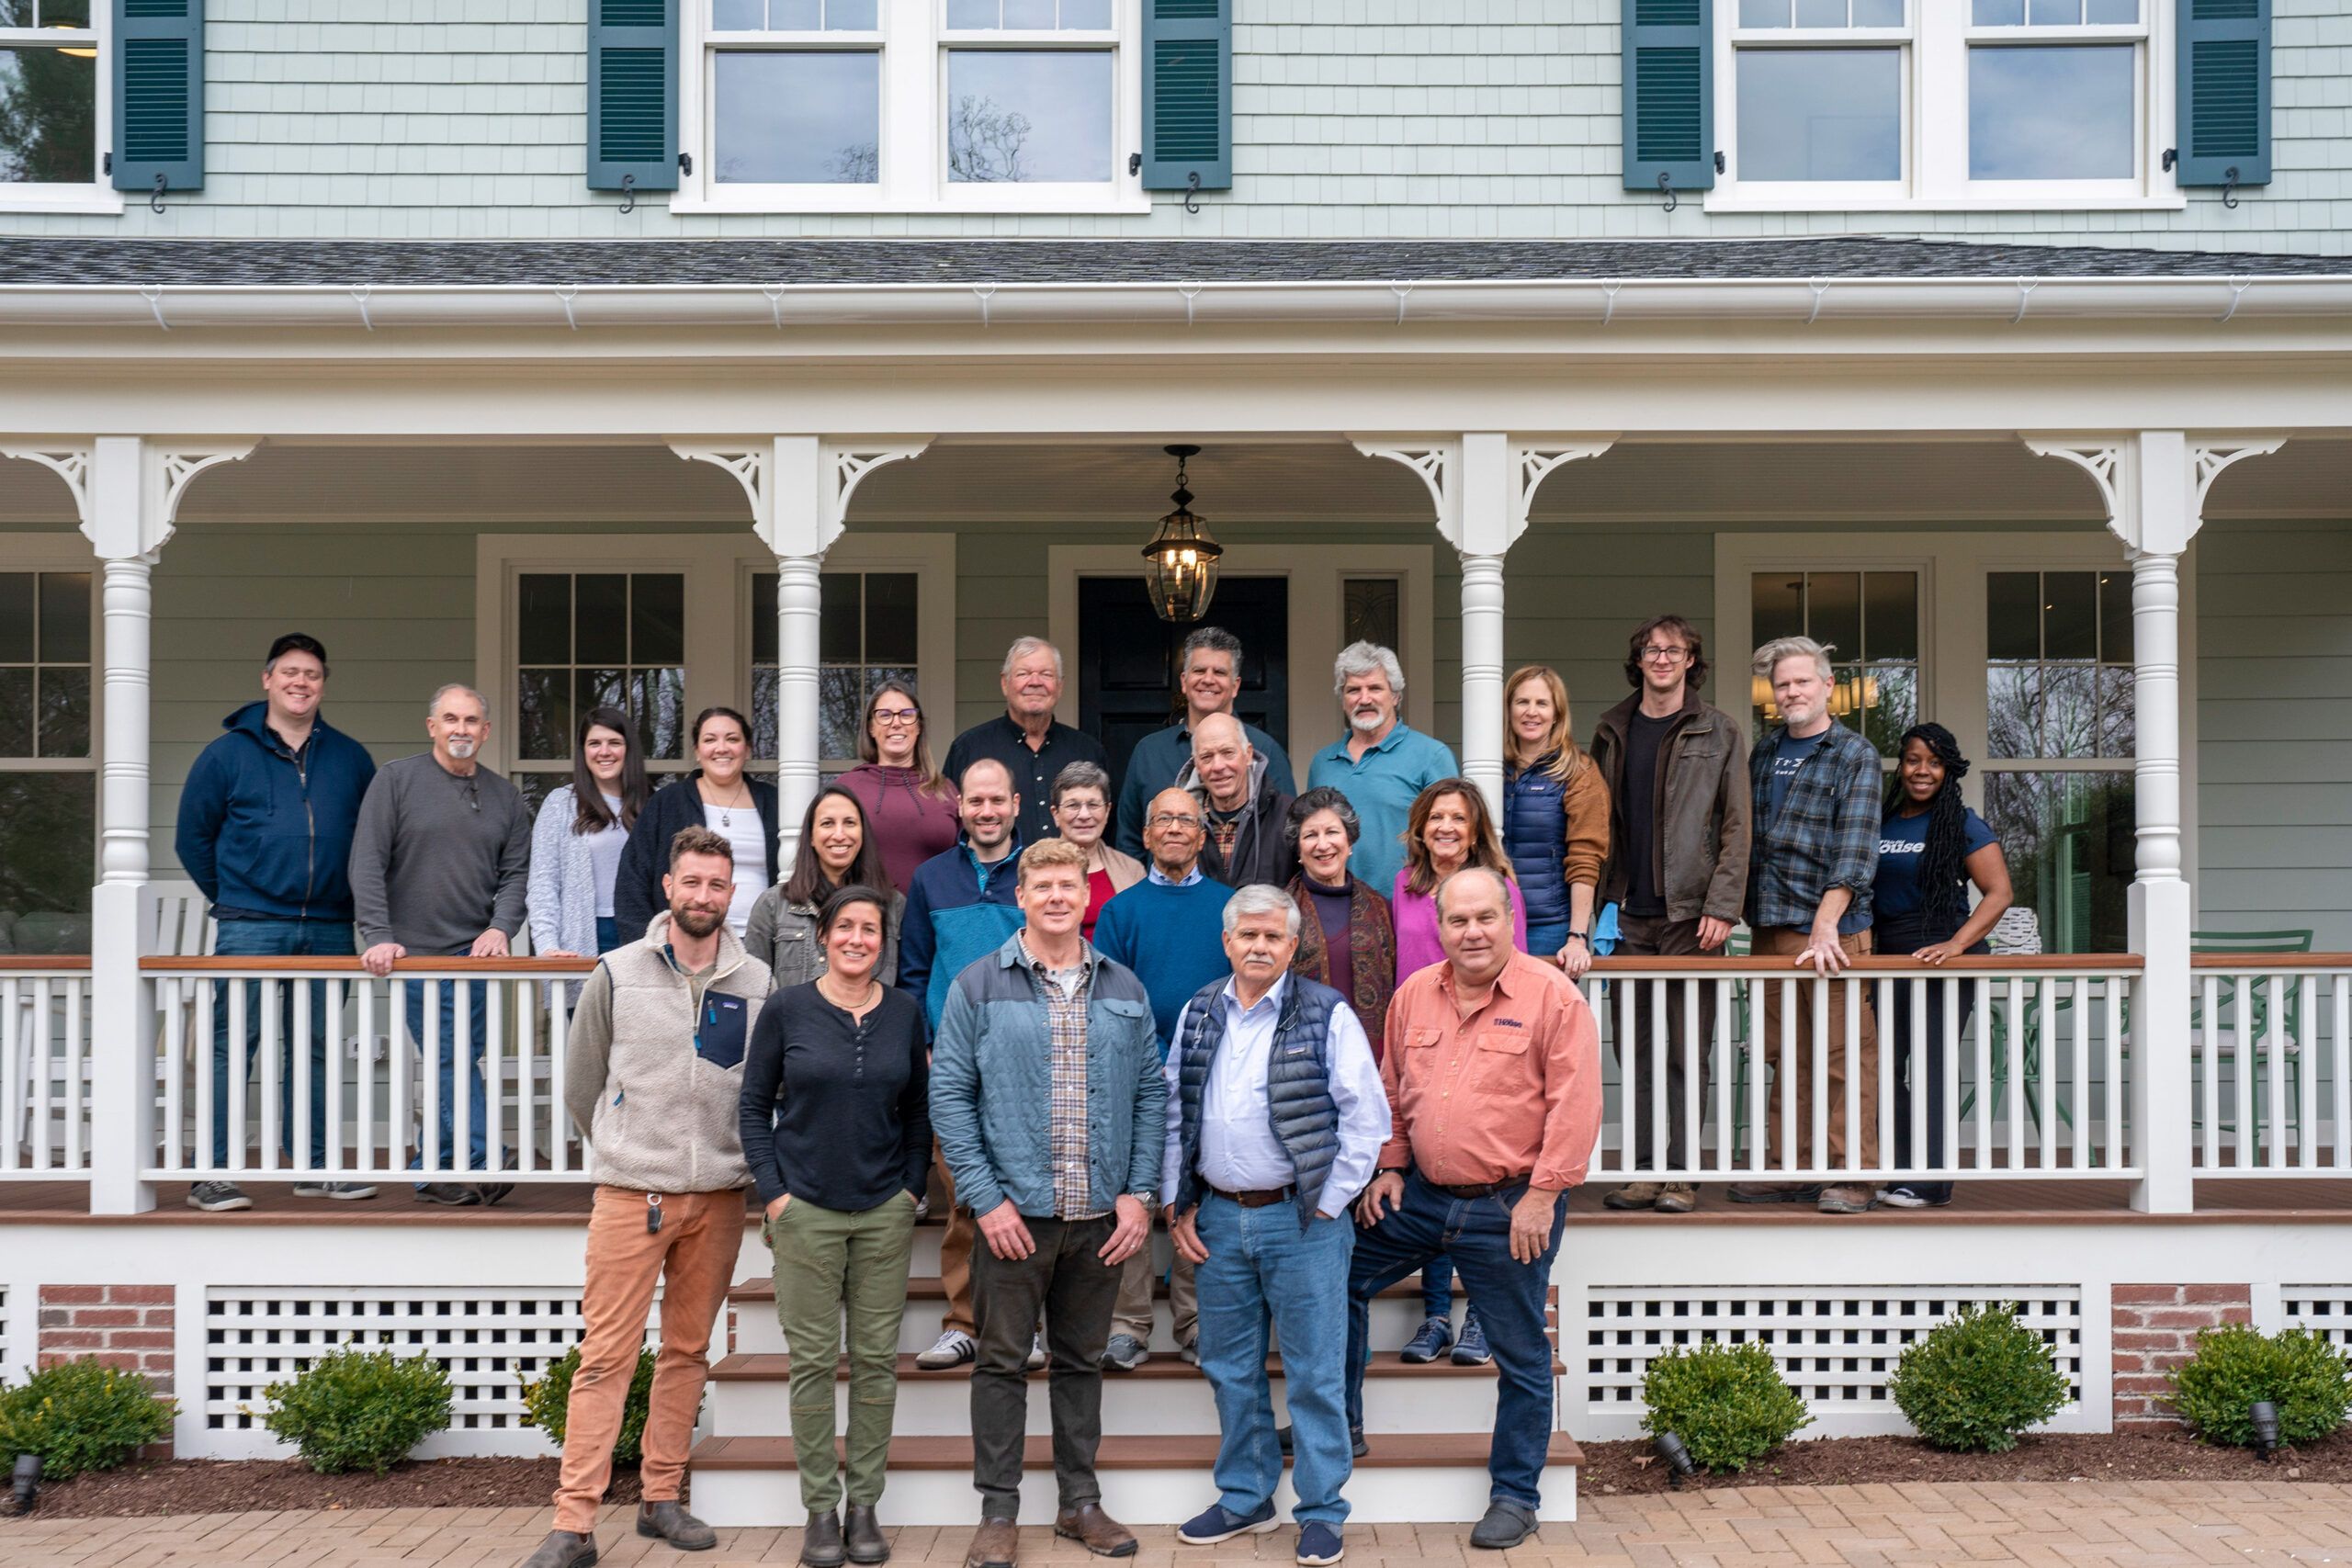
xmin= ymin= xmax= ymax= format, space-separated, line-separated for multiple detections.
xmin=915 ymin=1328 xmax=976 ymax=1370
xmin=1026 ymin=1331 xmax=1047 ymax=1371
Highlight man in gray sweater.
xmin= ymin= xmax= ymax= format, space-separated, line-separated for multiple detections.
xmin=351 ymin=682 xmax=532 ymax=1205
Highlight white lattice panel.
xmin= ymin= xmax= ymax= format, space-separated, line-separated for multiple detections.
xmin=2281 ymin=1289 xmax=2352 ymax=1353
xmin=0 ymin=1284 xmax=10 ymax=1376
xmin=1581 ymin=1286 xmax=2084 ymax=1420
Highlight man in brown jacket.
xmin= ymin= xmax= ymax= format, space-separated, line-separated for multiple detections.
xmin=1589 ymin=615 xmax=1751 ymax=1213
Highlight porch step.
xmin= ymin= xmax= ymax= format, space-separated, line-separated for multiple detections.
xmin=684 ymin=1432 xmax=1581 ymax=1527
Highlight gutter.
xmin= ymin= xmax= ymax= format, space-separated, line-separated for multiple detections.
xmin=0 ymin=275 xmax=2348 ymax=332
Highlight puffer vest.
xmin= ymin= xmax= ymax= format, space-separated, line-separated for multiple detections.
xmin=1504 ymin=758 xmax=1572 ymax=928
xmin=1171 ymin=975 xmax=1344 ymax=1229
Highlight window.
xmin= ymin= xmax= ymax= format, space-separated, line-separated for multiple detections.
xmin=1341 ymin=576 xmax=1401 ymax=658
xmin=0 ymin=570 xmax=94 ymax=942
xmin=512 ymin=572 xmax=688 ymax=809
xmin=750 ymin=570 xmax=918 ymax=772
xmin=0 ymin=0 xmax=97 ymax=188
xmin=1749 ymin=569 xmax=1919 ymax=757
xmin=689 ymin=0 xmax=1137 ymax=212
xmin=1718 ymin=0 xmax=2166 ymax=209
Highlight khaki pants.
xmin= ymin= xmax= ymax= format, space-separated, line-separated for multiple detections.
xmin=1110 ymin=1236 xmax=1195 ymax=1348
xmin=552 ymin=1186 xmax=743 ymax=1533
xmin=930 ymin=1140 xmax=976 ymax=1337
xmin=1754 ymin=927 xmax=1880 ymax=1174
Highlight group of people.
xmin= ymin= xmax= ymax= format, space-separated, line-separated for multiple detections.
xmin=173 ymin=615 xmax=2019 ymax=1563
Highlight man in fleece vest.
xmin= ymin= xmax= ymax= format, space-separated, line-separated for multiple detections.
xmin=1160 ymin=884 xmax=1388 ymax=1568
xmin=517 ymin=827 xmax=773 ymax=1568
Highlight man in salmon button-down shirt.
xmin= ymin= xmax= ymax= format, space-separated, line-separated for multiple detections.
xmin=1345 ymin=864 xmax=1601 ymax=1550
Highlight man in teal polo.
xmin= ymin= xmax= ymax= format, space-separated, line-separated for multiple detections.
xmin=1305 ymin=642 xmax=1458 ymax=898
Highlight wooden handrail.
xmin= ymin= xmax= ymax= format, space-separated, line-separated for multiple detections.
xmin=0 ymin=955 xmax=92 ymax=972
xmin=141 ymin=955 xmax=598 ymax=975
xmin=2188 ymin=953 xmax=2352 ymax=970
xmin=1584 ymin=953 xmax=2144 ymax=974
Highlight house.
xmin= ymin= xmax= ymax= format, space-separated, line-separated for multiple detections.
xmin=0 ymin=0 xmax=2346 ymax=1529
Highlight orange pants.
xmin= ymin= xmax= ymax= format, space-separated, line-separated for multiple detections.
xmin=552 ymin=1185 xmax=744 ymax=1532
xmin=1754 ymin=927 xmax=1881 ymax=1174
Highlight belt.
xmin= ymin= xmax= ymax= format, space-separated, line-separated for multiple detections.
xmin=1427 ymin=1173 xmax=1531 ymax=1200
xmin=1205 ymin=1182 xmax=1297 ymax=1209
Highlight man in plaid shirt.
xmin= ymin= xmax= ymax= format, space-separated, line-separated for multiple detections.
xmin=1730 ymin=636 xmax=1884 ymax=1216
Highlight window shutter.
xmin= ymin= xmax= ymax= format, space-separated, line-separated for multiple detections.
xmin=2176 ymin=0 xmax=2269 ymax=188
xmin=1621 ymin=0 xmax=1713 ymax=194
xmin=588 ymin=0 xmax=678 ymax=192
xmin=111 ymin=0 xmax=203 ymax=194
xmin=1142 ymin=0 xmax=1230 ymax=193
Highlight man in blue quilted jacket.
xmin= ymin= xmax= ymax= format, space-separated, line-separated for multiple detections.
xmin=930 ymin=836 xmax=1167 ymax=1568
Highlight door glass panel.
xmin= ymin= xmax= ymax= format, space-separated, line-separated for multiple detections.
xmin=515 ymin=571 xmax=688 ymax=768
xmin=37 ymin=571 xmax=87 ymax=661
xmin=1342 ymin=577 xmax=1401 ymax=655
xmin=1985 ymin=569 xmax=2131 ymax=761
xmin=1750 ymin=570 xmax=1920 ymax=756
xmin=752 ymin=569 xmax=923 ymax=765
xmin=1982 ymin=772 xmax=2133 ymax=953
xmin=0 ymin=772 xmax=94 ymax=931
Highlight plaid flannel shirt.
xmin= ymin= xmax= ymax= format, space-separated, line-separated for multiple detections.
xmin=1019 ymin=933 xmax=1105 ymax=1222
xmin=1746 ymin=720 xmax=1882 ymax=933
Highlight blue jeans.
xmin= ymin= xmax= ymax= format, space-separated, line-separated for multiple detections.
xmin=1194 ymin=1195 xmax=1356 ymax=1525
xmin=1347 ymin=1168 xmax=1565 ymax=1510
xmin=209 ymin=918 xmax=353 ymax=1168
xmin=401 ymin=963 xmax=492 ymax=1178
xmin=1421 ymin=1254 xmax=1454 ymax=1319
xmin=1525 ymin=921 xmax=1570 ymax=961
xmin=594 ymin=916 xmax=620 ymax=954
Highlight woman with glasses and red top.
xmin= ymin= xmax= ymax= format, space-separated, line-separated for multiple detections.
xmin=836 ymin=680 xmax=962 ymax=897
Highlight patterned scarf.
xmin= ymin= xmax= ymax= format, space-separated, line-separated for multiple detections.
xmin=1287 ymin=873 xmax=1398 ymax=1057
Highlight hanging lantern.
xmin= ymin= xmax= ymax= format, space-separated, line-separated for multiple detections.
xmin=1140 ymin=443 xmax=1222 ymax=624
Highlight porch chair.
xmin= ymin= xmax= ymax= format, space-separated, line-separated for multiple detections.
xmin=2175 ymin=929 xmax=2316 ymax=1143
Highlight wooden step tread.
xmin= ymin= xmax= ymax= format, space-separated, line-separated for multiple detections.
xmin=730 ymin=1275 xmax=1432 ymax=1303
xmin=691 ymin=1432 xmax=1583 ymax=1472
xmin=711 ymin=1352 xmax=1563 ymax=1381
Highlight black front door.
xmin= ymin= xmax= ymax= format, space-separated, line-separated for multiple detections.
xmin=1078 ymin=575 xmax=1289 ymax=804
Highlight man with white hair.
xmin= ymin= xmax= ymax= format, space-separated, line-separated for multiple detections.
xmin=350 ymin=682 xmax=532 ymax=1205
xmin=1114 ymin=626 xmax=1295 ymax=860
xmin=1179 ymin=713 xmax=1298 ymax=888
xmin=1731 ymin=636 xmax=1884 ymax=1216
xmin=1305 ymin=642 xmax=1457 ymax=898
xmin=944 ymin=636 xmax=1111 ymax=849
xmin=1162 ymin=884 xmax=1388 ymax=1567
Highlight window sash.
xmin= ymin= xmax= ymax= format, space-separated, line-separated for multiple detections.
xmin=0 ymin=28 xmax=104 ymax=192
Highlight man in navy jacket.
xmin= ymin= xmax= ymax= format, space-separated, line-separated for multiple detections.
xmin=173 ymin=633 xmax=379 ymax=1212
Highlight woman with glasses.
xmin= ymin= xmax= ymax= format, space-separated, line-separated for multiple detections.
xmin=1502 ymin=665 xmax=1611 ymax=981
xmin=836 ymin=680 xmax=961 ymax=897
xmin=527 ymin=705 xmax=649 ymax=959
xmin=747 ymin=787 xmax=905 ymax=988
xmin=613 ymin=706 xmax=780 ymax=942
xmin=1046 ymin=761 xmax=1143 ymax=940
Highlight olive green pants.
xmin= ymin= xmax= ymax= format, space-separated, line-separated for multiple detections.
xmin=766 ymin=1190 xmax=919 ymax=1511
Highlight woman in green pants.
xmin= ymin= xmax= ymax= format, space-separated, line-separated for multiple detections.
xmin=741 ymin=884 xmax=931 ymax=1567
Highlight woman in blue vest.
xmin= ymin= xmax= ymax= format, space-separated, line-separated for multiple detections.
xmin=1501 ymin=665 xmax=1611 ymax=981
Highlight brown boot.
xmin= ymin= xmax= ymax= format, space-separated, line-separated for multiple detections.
xmin=1054 ymin=1503 xmax=1138 ymax=1558
xmin=1654 ymin=1182 xmax=1698 ymax=1213
xmin=1601 ymin=1181 xmax=1659 ymax=1210
xmin=963 ymin=1517 xmax=1019 ymax=1568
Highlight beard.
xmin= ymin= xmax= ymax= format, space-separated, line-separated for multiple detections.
xmin=446 ymin=736 xmax=480 ymax=760
xmin=1348 ymin=707 xmax=1386 ymax=733
xmin=671 ymin=904 xmax=727 ymax=939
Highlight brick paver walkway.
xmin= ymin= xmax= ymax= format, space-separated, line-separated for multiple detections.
xmin=4 ymin=1485 xmax=2348 ymax=1568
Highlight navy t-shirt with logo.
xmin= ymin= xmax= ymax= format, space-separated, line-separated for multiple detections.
xmin=1873 ymin=807 xmax=1998 ymax=921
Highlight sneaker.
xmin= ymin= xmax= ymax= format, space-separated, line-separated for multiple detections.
xmin=1099 ymin=1334 xmax=1148 ymax=1372
xmin=1877 ymin=1184 xmax=1951 ymax=1209
xmin=1727 ymin=1181 xmax=1822 ymax=1204
xmin=1654 ymin=1182 xmax=1698 ymax=1213
xmin=914 ymin=1329 xmax=976 ymax=1371
xmin=1026 ymin=1332 xmax=1047 ymax=1371
xmin=1177 ymin=1339 xmax=1200 ymax=1368
xmin=1176 ymin=1501 xmax=1277 ymax=1546
xmin=1450 ymin=1309 xmax=1491 ymax=1367
xmin=187 ymin=1180 xmax=250 ymax=1213
xmin=1601 ymin=1181 xmax=1660 ymax=1211
xmin=292 ymin=1179 xmax=379 ymax=1201
xmin=1399 ymin=1315 xmax=1453 ymax=1364
xmin=1817 ymin=1184 xmax=1876 ymax=1214
xmin=1295 ymin=1523 xmax=1345 ymax=1566
xmin=413 ymin=1181 xmax=483 ymax=1206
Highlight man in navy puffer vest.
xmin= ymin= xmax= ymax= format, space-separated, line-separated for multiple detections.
xmin=1160 ymin=885 xmax=1388 ymax=1568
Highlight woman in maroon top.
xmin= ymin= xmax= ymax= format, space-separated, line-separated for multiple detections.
xmin=833 ymin=679 xmax=960 ymax=896
xmin=1046 ymin=761 xmax=1142 ymax=941
xmin=1282 ymin=786 xmax=1396 ymax=1054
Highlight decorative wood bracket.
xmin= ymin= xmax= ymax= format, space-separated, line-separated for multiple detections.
xmin=1 ymin=438 xmax=257 ymax=559
xmin=2024 ymin=432 xmax=2285 ymax=557
xmin=1349 ymin=436 xmax=1459 ymax=546
xmin=673 ymin=436 xmax=933 ymax=557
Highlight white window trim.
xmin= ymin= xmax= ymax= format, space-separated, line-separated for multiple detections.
xmin=1707 ymin=2 xmax=2184 ymax=214
xmin=0 ymin=9 xmax=124 ymax=216
xmin=672 ymin=0 xmax=1150 ymax=216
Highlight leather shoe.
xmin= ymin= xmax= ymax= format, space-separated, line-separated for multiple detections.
xmin=963 ymin=1517 xmax=1019 ymax=1568
xmin=1467 ymin=1498 xmax=1539 ymax=1550
xmin=800 ymin=1509 xmax=845 ymax=1568
xmin=639 ymin=1501 xmax=718 ymax=1551
xmin=518 ymin=1530 xmax=597 ymax=1568
xmin=1054 ymin=1503 xmax=1138 ymax=1558
xmin=844 ymin=1504 xmax=890 ymax=1565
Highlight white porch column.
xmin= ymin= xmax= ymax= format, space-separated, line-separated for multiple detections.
xmin=2025 ymin=431 xmax=2282 ymax=1214
xmin=675 ymin=436 xmax=929 ymax=868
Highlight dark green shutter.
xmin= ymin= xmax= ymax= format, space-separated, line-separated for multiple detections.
xmin=1621 ymin=0 xmax=1713 ymax=194
xmin=588 ymin=0 xmax=677 ymax=192
xmin=2176 ymin=0 xmax=2269 ymax=188
xmin=111 ymin=0 xmax=203 ymax=194
xmin=1142 ymin=0 xmax=1230 ymax=193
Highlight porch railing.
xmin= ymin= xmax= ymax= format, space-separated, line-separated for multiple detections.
xmin=141 ymin=956 xmax=597 ymax=1185
xmin=1577 ymin=954 xmax=2146 ymax=1186
xmin=1 ymin=956 xmax=93 ymax=1179
xmin=2188 ymin=954 xmax=2352 ymax=1176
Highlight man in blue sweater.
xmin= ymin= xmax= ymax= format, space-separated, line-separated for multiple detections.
xmin=1091 ymin=786 xmax=1230 ymax=1370
xmin=174 ymin=634 xmax=379 ymax=1213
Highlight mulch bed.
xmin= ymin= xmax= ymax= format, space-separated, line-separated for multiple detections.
xmin=10 ymin=1431 xmax=2350 ymax=1518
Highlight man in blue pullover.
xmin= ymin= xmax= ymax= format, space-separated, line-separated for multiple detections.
xmin=173 ymin=634 xmax=379 ymax=1213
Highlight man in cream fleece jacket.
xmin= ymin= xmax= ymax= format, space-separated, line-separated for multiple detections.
xmin=518 ymin=827 xmax=773 ymax=1568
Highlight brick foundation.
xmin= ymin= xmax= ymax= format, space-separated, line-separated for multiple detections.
xmin=38 ymin=1284 xmax=177 ymax=1394
xmin=2110 ymin=1282 xmax=2251 ymax=1427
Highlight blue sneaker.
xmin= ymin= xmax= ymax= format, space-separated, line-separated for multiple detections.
xmin=1296 ymin=1523 xmax=1345 ymax=1566
xmin=1451 ymin=1308 xmax=1491 ymax=1366
xmin=1178 ymin=1501 xmax=1277 ymax=1546
xmin=1399 ymin=1314 xmax=1453 ymax=1363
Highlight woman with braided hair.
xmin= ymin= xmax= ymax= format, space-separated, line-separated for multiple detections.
xmin=1872 ymin=722 xmax=2013 ymax=1208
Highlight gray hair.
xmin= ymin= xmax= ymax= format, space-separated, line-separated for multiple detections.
xmin=425 ymin=682 xmax=486 ymax=718
xmin=1051 ymin=760 xmax=1112 ymax=807
xmin=1435 ymin=864 xmax=1512 ymax=919
xmin=1001 ymin=636 xmax=1065 ymax=680
xmin=1180 ymin=626 xmax=1243 ymax=673
xmin=1222 ymin=882 xmax=1304 ymax=939
xmin=1284 ymin=786 xmax=1361 ymax=849
xmin=1332 ymin=640 xmax=1406 ymax=697
xmin=1752 ymin=635 xmax=1835 ymax=684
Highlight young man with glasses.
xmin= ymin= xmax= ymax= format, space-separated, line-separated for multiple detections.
xmin=1587 ymin=616 xmax=1751 ymax=1214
